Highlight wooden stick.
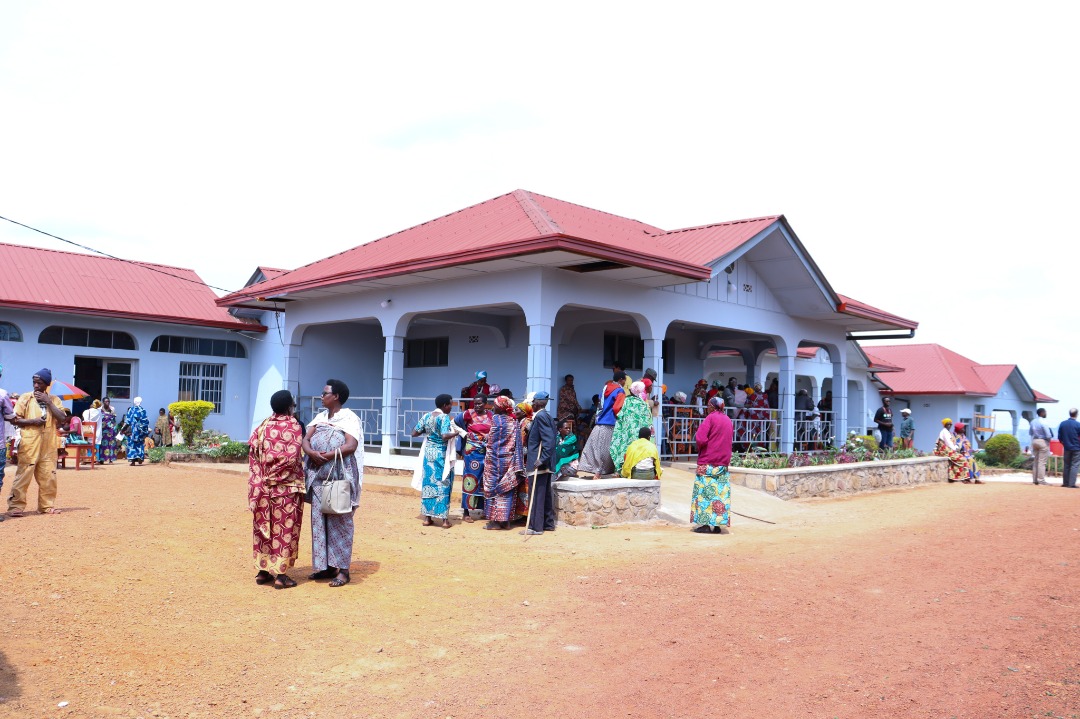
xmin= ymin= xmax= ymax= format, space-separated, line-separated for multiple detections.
xmin=523 ymin=440 xmax=542 ymax=541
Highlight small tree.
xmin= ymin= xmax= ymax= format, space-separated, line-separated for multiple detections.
xmin=984 ymin=433 xmax=1020 ymax=467
xmin=169 ymin=401 xmax=215 ymax=446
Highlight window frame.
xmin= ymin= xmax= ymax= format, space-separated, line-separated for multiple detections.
xmin=177 ymin=361 xmax=226 ymax=414
xmin=404 ymin=337 xmax=449 ymax=368
xmin=0 ymin=321 xmax=22 ymax=342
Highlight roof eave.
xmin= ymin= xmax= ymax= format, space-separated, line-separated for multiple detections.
xmin=217 ymin=234 xmax=710 ymax=307
xmin=0 ymin=300 xmax=267 ymax=333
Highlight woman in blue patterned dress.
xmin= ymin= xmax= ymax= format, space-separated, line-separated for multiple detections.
xmin=122 ymin=397 xmax=150 ymax=465
xmin=411 ymin=394 xmax=458 ymax=528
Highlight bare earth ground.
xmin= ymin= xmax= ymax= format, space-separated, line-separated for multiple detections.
xmin=1 ymin=463 xmax=1078 ymax=719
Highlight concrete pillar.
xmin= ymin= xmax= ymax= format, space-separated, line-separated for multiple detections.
xmin=285 ymin=342 xmax=301 ymax=398
xmin=832 ymin=359 xmax=847 ymax=448
xmin=526 ymin=323 xmax=553 ymax=396
xmin=381 ymin=334 xmax=405 ymax=457
xmin=778 ymin=353 xmax=796 ymax=453
xmin=643 ymin=337 xmax=664 ymax=445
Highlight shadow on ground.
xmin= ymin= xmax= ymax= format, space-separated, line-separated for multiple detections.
xmin=0 ymin=650 xmax=20 ymax=704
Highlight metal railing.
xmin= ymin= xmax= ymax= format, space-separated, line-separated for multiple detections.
xmin=301 ymin=396 xmax=479 ymax=451
xmin=659 ymin=407 xmax=836 ymax=461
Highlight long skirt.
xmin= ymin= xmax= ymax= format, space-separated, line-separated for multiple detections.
xmin=100 ymin=417 xmax=118 ymax=462
xmin=691 ymin=464 xmax=731 ymax=527
xmin=309 ymin=480 xmax=357 ymax=571
xmin=421 ymin=454 xmax=453 ymax=519
xmin=934 ymin=441 xmax=968 ymax=481
xmin=127 ymin=428 xmax=147 ymax=461
xmin=252 ymin=485 xmax=304 ymax=575
xmin=577 ymin=424 xmax=616 ymax=476
xmin=461 ymin=447 xmax=487 ymax=513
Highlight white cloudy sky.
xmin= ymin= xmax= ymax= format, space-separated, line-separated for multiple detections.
xmin=2 ymin=1 xmax=1077 ymax=422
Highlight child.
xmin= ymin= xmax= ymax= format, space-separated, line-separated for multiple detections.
xmin=554 ymin=418 xmax=579 ymax=481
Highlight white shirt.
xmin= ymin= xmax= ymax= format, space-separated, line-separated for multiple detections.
xmin=312 ymin=407 xmax=362 ymax=441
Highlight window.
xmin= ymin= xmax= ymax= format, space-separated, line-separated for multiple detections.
xmin=0 ymin=321 xmax=22 ymax=342
xmin=151 ymin=335 xmax=246 ymax=358
xmin=38 ymin=325 xmax=135 ymax=350
xmin=405 ymin=337 xmax=449 ymax=368
xmin=178 ymin=362 xmax=225 ymax=413
xmin=105 ymin=362 xmax=133 ymax=400
xmin=603 ymin=333 xmax=676 ymax=373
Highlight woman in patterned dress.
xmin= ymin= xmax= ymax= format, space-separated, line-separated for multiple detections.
xmin=934 ymin=419 xmax=969 ymax=483
xmin=248 ymin=390 xmax=305 ymax=589
xmin=691 ymin=396 xmax=734 ymax=534
xmin=513 ymin=400 xmax=535 ymax=520
xmin=99 ymin=397 xmax=119 ymax=463
xmin=122 ymin=397 xmax=149 ymax=465
xmin=411 ymin=394 xmax=458 ymax=528
xmin=609 ymin=381 xmax=653 ymax=471
xmin=459 ymin=394 xmax=492 ymax=522
xmin=483 ymin=396 xmax=523 ymax=530
xmin=303 ymin=379 xmax=363 ymax=588
xmin=953 ymin=422 xmax=983 ymax=484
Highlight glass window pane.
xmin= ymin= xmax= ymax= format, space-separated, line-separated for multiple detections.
xmin=113 ymin=332 xmax=135 ymax=350
xmin=88 ymin=329 xmax=112 ymax=348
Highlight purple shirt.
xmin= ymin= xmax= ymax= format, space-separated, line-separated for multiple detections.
xmin=695 ymin=410 xmax=733 ymax=467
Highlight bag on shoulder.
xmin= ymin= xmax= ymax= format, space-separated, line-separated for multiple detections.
xmin=320 ymin=448 xmax=353 ymax=515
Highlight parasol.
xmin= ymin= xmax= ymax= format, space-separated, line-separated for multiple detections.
xmin=49 ymin=380 xmax=90 ymax=401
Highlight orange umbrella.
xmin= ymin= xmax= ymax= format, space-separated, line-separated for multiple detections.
xmin=49 ymin=380 xmax=90 ymax=401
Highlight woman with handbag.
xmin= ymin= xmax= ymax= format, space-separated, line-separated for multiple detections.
xmin=249 ymin=390 xmax=305 ymax=589
xmin=302 ymin=379 xmax=363 ymax=588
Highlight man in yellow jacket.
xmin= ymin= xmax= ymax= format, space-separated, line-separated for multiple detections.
xmin=7 ymin=368 xmax=66 ymax=517
xmin=621 ymin=426 xmax=663 ymax=480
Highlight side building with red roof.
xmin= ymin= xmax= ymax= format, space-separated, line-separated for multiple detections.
xmin=0 ymin=242 xmax=265 ymax=441
xmin=864 ymin=344 xmax=1055 ymax=454
xmin=218 ymin=189 xmax=919 ymax=467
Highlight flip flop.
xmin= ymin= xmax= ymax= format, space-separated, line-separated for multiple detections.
xmin=6 ymin=510 xmax=25 ymax=518
xmin=255 ymin=571 xmax=274 ymax=585
xmin=329 ymin=571 xmax=350 ymax=588
xmin=42 ymin=508 xmax=62 ymax=515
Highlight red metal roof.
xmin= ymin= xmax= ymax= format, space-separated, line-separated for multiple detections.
xmin=218 ymin=190 xmax=914 ymax=335
xmin=1034 ymin=389 xmax=1058 ymax=403
xmin=868 ymin=344 xmax=1043 ymax=398
xmin=0 ymin=242 xmax=263 ymax=331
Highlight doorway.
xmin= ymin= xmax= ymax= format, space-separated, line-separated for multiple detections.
xmin=72 ymin=357 xmax=136 ymax=418
xmin=73 ymin=357 xmax=104 ymax=417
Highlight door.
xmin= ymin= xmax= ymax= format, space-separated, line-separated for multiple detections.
xmin=104 ymin=360 xmax=136 ymax=418
xmin=73 ymin=356 xmax=105 ymax=417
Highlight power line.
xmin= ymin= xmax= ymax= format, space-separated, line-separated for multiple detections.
xmin=0 ymin=213 xmax=237 ymax=294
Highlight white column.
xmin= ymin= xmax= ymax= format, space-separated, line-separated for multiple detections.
xmin=643 ymin=338 xmax=664 ymax=444
xmin=526 ymin=323 xmax=553 ymax=396
xmin=381 ymin=334 xmax=405 ymax=457
xmin=284 ymin=343 xmax=301 ymax=397
xmin=778 ymin=353 xmax=796 ymax=453
xmin=831 ymin=360 xmax=847 ymax=448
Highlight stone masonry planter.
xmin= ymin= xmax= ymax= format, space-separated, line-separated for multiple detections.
xmin=162 ymin=452 xmax=245 ymax=465
xmin=554 ymin=478 xmax=661 ymax=526
xmin=729 ymin=456 xmax=949 ymax=500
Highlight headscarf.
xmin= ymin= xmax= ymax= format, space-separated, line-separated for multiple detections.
xmin=493 ymin=395 xmax=515 ymax=413
xmin=91 ymin=399 xmax=102 ymax=409
xmin=941 ymin=418 xmax=952 ymax=427
xmin=133 ymin=396 xmax=143 ymax=406
xmin=954 ymin=423 xmax=966 ymax=432
xmin=673 ymin=391 xmax=687 ymax=403
xmin=516 ymin=401 xmax=534 ymax=419
xmin=270 ymin=389 xmax=294 ymax=415
xmin=35 ymin=367 xmax=53 ymax=385
xmin=711 ymin=380 xmax=722 ymax=390
xmin=708 ymin=396 xmax=726 ymax=411
xmin=630 ymin=381 xmax=647 ymax=401
xmin=476 ymin=370 xmax=487 ymax=380
xmin=696 ymin=379 xmax=707 ymax=388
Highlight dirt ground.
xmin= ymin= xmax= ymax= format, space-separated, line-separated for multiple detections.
xmin=1 ymin=462 xmax=1078 ymax=719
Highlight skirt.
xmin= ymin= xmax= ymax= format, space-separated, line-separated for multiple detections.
xmin=578 ymin=424 xmax=616 ymax=476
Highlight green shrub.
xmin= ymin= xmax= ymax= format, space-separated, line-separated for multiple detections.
xmin=854 ymin=434 xmax=879 ymax=452
xmin=1009 ymin=454 xmax=1032 ymax=470
xmin=147 ymin=446 xmax=167 ymax=464
xmin=169 ymin=401 xmax=216 ymax=446
xmin=208 ymin=440 xmax=250 ymax=460
xmin=984 ymin=434 xmax=1020 ymax=467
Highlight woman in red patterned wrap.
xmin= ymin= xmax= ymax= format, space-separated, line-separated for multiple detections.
xmin=248 ymin=390 xmax=305 ymax=589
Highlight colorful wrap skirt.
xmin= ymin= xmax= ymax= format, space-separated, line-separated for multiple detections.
xmin=691 ymin=464 xmax=730 ymax=527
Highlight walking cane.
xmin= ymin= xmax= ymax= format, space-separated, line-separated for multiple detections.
xmin=523 ymin=440 xmax=543 ymax=542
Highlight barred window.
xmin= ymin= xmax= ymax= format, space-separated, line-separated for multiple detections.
xmin=405 ymin=337 xmax=449 ymax=368
xmin=178 ymin=362 xmax=225 ymax=413
xmin=152 ymin=335 xmax=246 ymax=358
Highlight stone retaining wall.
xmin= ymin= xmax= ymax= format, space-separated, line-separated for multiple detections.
xmin=729 ymin=456 xmax=949 ymax=500
xmin=553 ymin=478 xmax=660 ymax=526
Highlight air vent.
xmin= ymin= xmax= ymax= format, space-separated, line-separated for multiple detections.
xmin=561 ymin=261 xmax=629 ymax=273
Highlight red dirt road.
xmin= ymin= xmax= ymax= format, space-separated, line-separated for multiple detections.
xmin=1 ymin=463 xmax=1078 ymax=718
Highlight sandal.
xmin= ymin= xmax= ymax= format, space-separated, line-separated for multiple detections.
xmin=441 ymin=519 xmax=452 ymax=529
xmin=255 ymin=571 xmax=274 ymax=585
xmin=274 ymin=575 xmax=297 ymax=590
xmin=462 ymin=513 xmax=475 ymax=523
xmin=422 ymin=517 xmax=434 ymax=526
xmin=329 ymin=571 xmax=350 ymax=588
xmin=42 ymin=508 xmax=62 ymax=515
xmin=693 ymin=525 xmax=715 ymax=534
xmin=6 ymin=510 xmax=25 ymax=518
xmin=309 ymin=568 xmax=339 ymax=580
xmin=483 ymin=521 xmax=509 ymax=531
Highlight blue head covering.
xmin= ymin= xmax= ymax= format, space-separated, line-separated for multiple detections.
xmin=35 ymin=367 xmax=52 ymax=385
xmin=476 ymin=370 xmax=487 ymax=380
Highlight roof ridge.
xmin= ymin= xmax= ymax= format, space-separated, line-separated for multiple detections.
xmin=654 ymin=215 xmax=781 ymax=237
xmin=0 ymin=240 xmax=202 ymax=275
xmin=512 ymin=189 xmax=562 ymax=235
xmin=521 ymin=190 xmax=664 ymax=233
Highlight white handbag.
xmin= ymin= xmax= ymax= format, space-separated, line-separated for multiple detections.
xmin=320 ymin=449 xmax=353 ymax=515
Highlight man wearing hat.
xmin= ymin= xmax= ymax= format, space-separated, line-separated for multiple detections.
xmin=0 ymin=364 xmax=18 ymax=519
xmin=899 ymin=408 xmax=915 ymax=449
xmin=7 ymin=368 xmax=66 ymax=516
xmin=522 ymin=391 xmax=557 ymax=536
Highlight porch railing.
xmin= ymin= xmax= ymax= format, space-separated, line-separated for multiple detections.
xmin=659 ymin=407 xmax=836 ymax=461
xmin=301 ymin=396 xmax=478 ymax=451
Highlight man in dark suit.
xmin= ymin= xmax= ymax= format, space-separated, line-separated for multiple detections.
xmin=523 ymin=391 xmax=558 ymax=535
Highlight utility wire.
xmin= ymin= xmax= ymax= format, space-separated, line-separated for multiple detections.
xmin=0 ymin=213 xmax=237 ymax=294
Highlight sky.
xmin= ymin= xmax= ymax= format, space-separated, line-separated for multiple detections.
xmin=1 ymin=1 xmax=1077 ymax=427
